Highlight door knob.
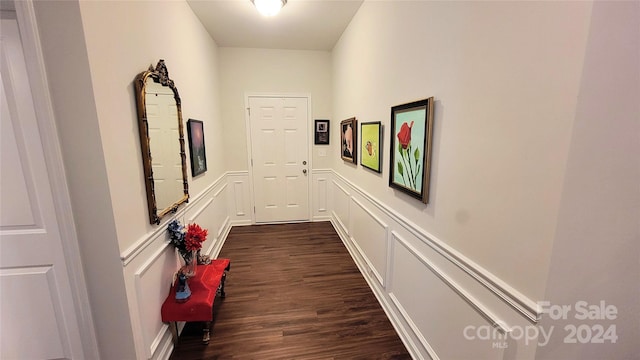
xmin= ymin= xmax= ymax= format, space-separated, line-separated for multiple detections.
xmin=302 ymin=161 xmax=307 ymax=165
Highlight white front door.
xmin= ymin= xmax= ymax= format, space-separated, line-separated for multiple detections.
xmin=248 ymin=96 xmax=309 ymax=223
xmin=0 ymin=13 xmax=88 ymax=359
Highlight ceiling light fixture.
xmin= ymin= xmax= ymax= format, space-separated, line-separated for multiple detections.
xmin=251 ymin=0 xmax=287 ymax=17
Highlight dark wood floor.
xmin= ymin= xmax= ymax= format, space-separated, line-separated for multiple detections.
xmin=170 ymin=221 xmax=410 ymax=360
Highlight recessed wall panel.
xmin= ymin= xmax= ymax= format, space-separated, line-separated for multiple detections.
xmin=350 ymin=198 xmax=387 ymax=286
xmin=135 ymin=249 xmax=174 ymax=359
xmin=317 ymin=178 xmax=327 ymax=212
xmin=233 ymin=181 xmax=245 ymax=216
xmin=390 ymin=234 xmax=504 ymax=359
xmin=332 ymin=181 xmax=350 ymax=233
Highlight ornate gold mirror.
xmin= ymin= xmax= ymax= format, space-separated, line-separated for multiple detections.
xmin=134 ymin=60 xmax=189 ymax=224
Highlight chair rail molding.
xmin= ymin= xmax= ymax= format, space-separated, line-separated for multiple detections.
xmin=327 ymin=170 xmax=540 ymax=359
xmin=330 ymin=170 xmax=540 ymax=322
xmin=118 ymin=168 xmax=542 ymax=360
xmin=121 ymin=172 xmax=228 ymax=265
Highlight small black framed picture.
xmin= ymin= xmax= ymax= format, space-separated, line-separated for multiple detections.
xmin=187 ymin=119 xmax=207 ymax=177
xmin=315 ymin=119 xmax=330 ymax=145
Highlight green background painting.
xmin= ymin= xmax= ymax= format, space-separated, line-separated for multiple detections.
xmin=360 ymin=123 xmax=381 ymax=172
xmin=393 ymin=106 xmax=426 ymax=191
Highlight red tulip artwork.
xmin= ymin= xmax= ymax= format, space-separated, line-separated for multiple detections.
xmin=389 ymin=98 xmax=434 ymax=204
xmin=397 ymin=121 xmax=413 ymax=149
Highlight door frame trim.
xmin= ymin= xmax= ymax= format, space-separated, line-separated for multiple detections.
xmin=244 ymin=92 xmax=312 ymax=224
xmin=13 ymin=1 xmax=100 ymax=357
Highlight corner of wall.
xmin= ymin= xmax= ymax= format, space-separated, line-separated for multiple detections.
xmin=33 ymin=1 xmax=137 ymax=358
xmin=537 ymin=2 xmax=640 ymax=358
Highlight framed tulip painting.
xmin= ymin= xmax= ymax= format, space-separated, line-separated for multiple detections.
xmin=389 ymin=98 xmax=434 ymax=204
xmin=340 ymin=117 xmax=357 ymax=163
xmin=360 ymin=121 xmax=382 ymax=173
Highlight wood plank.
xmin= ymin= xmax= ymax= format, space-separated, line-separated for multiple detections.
xmin=170 ymin=222 xmax=410 ymax=359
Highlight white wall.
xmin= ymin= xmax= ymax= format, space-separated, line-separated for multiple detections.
xmin=218 ymin=48 xmax=333 ymax=171
xmin=330 ymin=1 xmax=639 ymax=358
xmin=33 ymin=2 xmax=136 ymax=358
xmin=34 ymin=0 xmax=224 ymax=358
xmin=78 ymin=0 xmax=224 ymax=251
xmin=332 ymin=0 xmax=593 ymax=303
xmin=537 ymin=2 xmax=640 ymax=359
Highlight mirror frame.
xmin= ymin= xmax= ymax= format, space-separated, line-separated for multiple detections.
xmin=134 ymin=60 xmax=189 ymax=225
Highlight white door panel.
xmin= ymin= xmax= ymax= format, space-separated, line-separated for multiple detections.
xmin=0 ymin=15 xmax=86 ymax=359
xmin=249 ymin=97 xmax=309 ymax=223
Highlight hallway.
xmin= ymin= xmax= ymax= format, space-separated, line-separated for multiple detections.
xmin=170 ymin=222 xmax=410 ymax=359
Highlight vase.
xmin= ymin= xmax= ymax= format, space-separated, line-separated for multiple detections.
xmin=183 ymin=250 xmax=197 ymax=277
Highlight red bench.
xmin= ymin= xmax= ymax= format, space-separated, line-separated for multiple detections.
xmin=161 ymin=258 xmax=230 ymax=344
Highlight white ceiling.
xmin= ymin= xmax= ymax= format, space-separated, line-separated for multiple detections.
xmin=187 ymin=0 xmax=363 ymax=51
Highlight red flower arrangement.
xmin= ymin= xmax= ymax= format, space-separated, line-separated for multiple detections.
xmin=184 ymin=223 xmax=208 ymax=252
xmin=167 ymin=220 xmax=208 ymax=264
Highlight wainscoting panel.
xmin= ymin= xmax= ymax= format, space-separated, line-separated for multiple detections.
xmin=210 ymin=184 xmax=231 ymax=257
xmin=233 ymin=182 xmax=245 ymax=216
xmin=123 ymin=229 xmax=177 ymax=360
xmin=134 ymin=247 xmax=176 ymax=359
xmin=349 ymin=197 xmax=388 ymax=287
xmin=389 ymin=232 xmax=505 ymax=359
xmin=311 ymin=169 xmax=331 ymax=221
xmin=226 ymin=171 xmax=251 ymax=225
xmin=122 ymin=173 xmax=231 ymax=359
xmin=331 ymin=180 xmax=351 ymax=235
xmin=121 ymin=170 xmax=540 ymax=360
xmin=328 ymin=172 xmax=539 ymax=360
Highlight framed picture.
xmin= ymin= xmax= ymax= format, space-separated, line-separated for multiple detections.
xmin=340 ymin=117 xmax=357 ymax=163
xmin=389 ymin=98 xmax=434 ymax=204
xmin=187 ymin=119 xmax=207 ymax=177
xmin=314 ymin=119 xmax=330 ymax=145
xmin=360 ymin=122 xmax=382 ymax=173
